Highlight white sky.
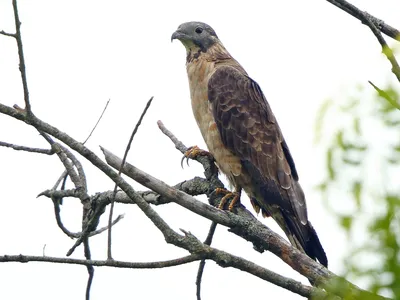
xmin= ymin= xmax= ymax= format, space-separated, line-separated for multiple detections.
xmin=0 ymin=0 xmax=399 ymax=299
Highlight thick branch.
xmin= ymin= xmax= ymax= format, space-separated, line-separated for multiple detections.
xmin=101 ymin=147 xmax=389 ymax=299
xmin=0 ymin=103 xmax=324 ymax=299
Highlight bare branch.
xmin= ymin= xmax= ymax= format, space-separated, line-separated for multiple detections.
xmin=83 ymin=239 xmax=94 ymax=300
xmin=0 ymin=254 xmax=202 ymax=269
xmin=40 ymin=133 xmax=82 ymax=189
xmin=196 ymin=221 xmax=217 ymax=300
xmin=326 ymin=0 xmax=400 ymax=82
xmin=40 ymin=189 xmax=124 ymax=239
xmin=157 ymin=120 xmax=188 ymax=153
xmin=12 ymin=0 xmax=31 ymax=114
xmin=108 ymin=96 xmax=154 ymax=260
xmin=0 ymin=248 xmax=322 ymax=299
xmin=326 ymin=0 xmax=400 ymax=41
xmin=82 ymin=99 xmax=110 ymax=145
xmin=101 ymin=147 xmax=391 ymax=299
xmin=158 ymin=120 xmax=220 ymax=184
xmin=0 ymin=102 xmax=388 ymax=299
xmin=0 ymin=30 xmax=16 ymax=37
xmin=0 ymin=141 xmax=53 ymax=154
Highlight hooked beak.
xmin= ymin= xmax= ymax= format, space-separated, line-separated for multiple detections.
xmin=171 ymin=30 xmax=185 ymax=42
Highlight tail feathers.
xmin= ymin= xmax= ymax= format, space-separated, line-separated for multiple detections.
xmin=305 ymin=222 xmax=328 ymax=267
xmin=282 ymin=212 xmax=328 ymax=267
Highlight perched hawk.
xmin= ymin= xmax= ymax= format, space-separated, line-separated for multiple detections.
xmin=172 ymin=21 xmax=327 ymax=267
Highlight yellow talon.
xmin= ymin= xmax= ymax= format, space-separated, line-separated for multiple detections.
xmin=181 ymin=145 xmax=212 ymax=168
xmin=215 ymin=188 xmax=240 ymax=211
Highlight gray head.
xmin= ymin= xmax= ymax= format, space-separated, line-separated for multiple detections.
xmin=171 ymin=22 xmax=219 ymax=52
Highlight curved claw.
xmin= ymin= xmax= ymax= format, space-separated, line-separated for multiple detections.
xmin=181 ymin=146 xmax=195 ymax=168
xmin=180 ymin=154 xmax=191 ymax=168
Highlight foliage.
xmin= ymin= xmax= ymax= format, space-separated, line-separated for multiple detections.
xmin=315 ymin=81 xmax=400 ymax=298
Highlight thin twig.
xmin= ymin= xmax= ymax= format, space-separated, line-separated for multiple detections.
xmin=40 ymin=133 xmax=83 ymax=190
xmin=326 ymin=0 xmax=400 ymax=82
xmin=58 ymin=144 xmax=88 ymax=192
xmin=0 ymin=141 xmax=53 ymax=154
xmin=157 ymin=120 xmax=188 ymax=153
xmin=326 ymin=0 xmax=400 ymax=41
xmin=107 ymin=96 xmax=154 ymax=260
xmin=46 ymin=191 xmax=124 ymax=238
xmin=0 ymin=30 xmax=16 ymax=37
xmin=361 ymin=16 xmax=400 ymax=82
xmin=12 ymin=0 xmax=31 ymax=114
xmin=196 ymin=221 xmax=217 ymax=300
xmin=83 ymin=239 xmax=94 ymax=300
xmin=0 ymin=254 xmax=202 ymax=268
xmin=39 ymin=176 xmax=211 ymax=207
xmin=157 ymin=120 xmax=220 ymax=182
xmin=82 ymin=99 xmax=110 ymax=145
xmin=52 ymin=170 xmax=68 ymax=190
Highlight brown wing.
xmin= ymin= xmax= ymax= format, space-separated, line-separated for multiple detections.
xmin=208 ymin=65 xmax=328 ymax=267
xmin=208 ymin=65 xmax=306 ymax=223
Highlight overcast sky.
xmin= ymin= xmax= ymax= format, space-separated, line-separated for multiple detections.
xmin=0 ymin=0 xmax=399 ymax=299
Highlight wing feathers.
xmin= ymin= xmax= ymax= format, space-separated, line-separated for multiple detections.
xmin=208 ymin=65 xmax=328 ymax=266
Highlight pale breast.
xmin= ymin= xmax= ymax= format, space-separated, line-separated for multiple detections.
xmin=186 ymin=58 xmax=242 ymax=180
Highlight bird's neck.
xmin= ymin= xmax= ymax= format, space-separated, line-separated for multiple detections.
xmin=186 ymin=42 xmax=233 ymax=64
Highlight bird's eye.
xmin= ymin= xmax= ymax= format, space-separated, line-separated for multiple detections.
xmin=195 ymin=27 xmax=203 ymax=34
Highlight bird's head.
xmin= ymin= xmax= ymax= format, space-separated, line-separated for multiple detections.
xmin=171 ymin=21 xmax=219 ymax=53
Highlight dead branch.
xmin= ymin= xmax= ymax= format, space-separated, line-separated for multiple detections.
xmin=107 ymin=96 xmax=154 ymax=260
xmin=82 ymin=99 xmax=110 ymax=145
xmin=101 ymin=141 xmax=389 ymax=300
xmin=0 ymin=253 xmax=202 ymax=269
xmin=0 ymin=141 xmax=53 ymax=154
xmin=11 ymin=0 xmax=31 ymax=113
xmin=196 ymin=221 xmax=217 ymax=300
xmin=0 ymin=102 xmax=329 ymax=299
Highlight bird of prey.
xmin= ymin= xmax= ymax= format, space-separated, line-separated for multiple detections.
xmin=171 ymin=21 xmax=327 ymax=267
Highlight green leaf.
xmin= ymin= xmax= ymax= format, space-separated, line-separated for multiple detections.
xmin=369 ymin=81 xmax=400 ymax=110
xmin=314 ymin=99 xmax=333 ymax=144
xmin=340 ymin=97 xmax=360 ymax=112
xmin=327 ymin=147 xmax=335 ymax=180
xmin=352 ymin=181 xmax=362 ymax=209
xmin=342 ymin=157 xmax=361 ymax=165
xmin=353 ymin=117 xmax=361 ymax=135
xmin=340 ymin=215 xmax=353 ymax=232
xmin=336 ymin=130 xmax=345 ymax=149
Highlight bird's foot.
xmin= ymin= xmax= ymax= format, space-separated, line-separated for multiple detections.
xmin=181 ymin=145 xmax=213 ymax=167
xmin=215 ymin=188 xmax=240 ymax=211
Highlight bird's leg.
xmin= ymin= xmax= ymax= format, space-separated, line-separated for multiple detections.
xmin=215 ymin=187 xmax=241 ymax=211
xmin=181 ymin=145 xmax=213 ymax=167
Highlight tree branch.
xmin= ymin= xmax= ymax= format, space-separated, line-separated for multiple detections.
xmin=0 ymin=102 xmax=330 ymax=299
xmin=326 ymin=0 xmax=400 ymax=41
xmin=0 ymin=141 xmax=53 ymax=154
xmin=0 ymin=254 xmax=202 ymax=269
xmin=101 ymin=139 xmax=389 ymax=299
xmin=107 ymin=96 xmax=154 ymax=260
xmin=12 ymin=0 xmax=31 ymax=114
xmin=196 ymin=221 xmax=217 ymax=300
xmin=326 ymin=0 xmax=400 ymax=82
xmin=0 ymin=30 xmax=16 ymax=37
